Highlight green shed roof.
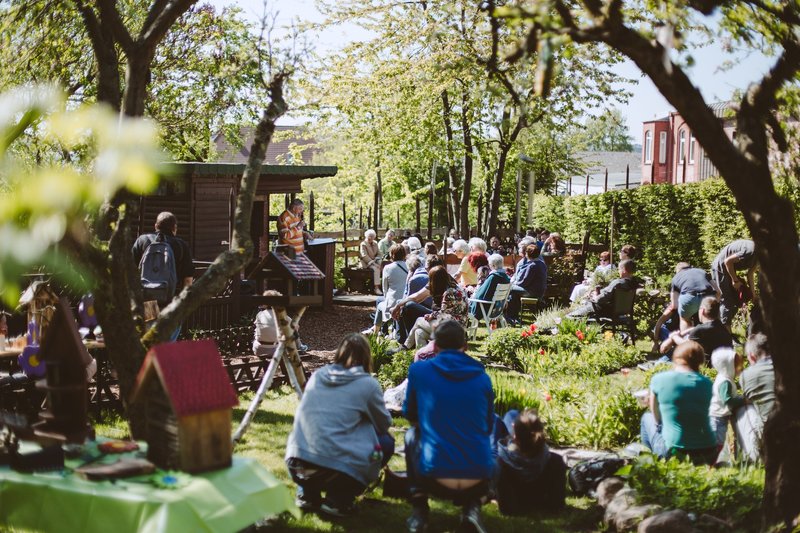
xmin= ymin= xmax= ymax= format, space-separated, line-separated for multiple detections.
xmin=165 ymin=162 xmax=338 ymax=179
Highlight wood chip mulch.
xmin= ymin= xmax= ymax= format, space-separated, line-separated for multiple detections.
xmin=298 ymin=304 xmax=374 ymax=372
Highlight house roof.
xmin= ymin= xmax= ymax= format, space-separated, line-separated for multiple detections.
xmin=213 ymin=125 xmax=320 ymax=165
xmin=573 ymin=151 xmax=642 ymax=175
xmin=267 ymin=250 xmax=326 ymax=280
xmin=132 ymin=339 xmax=238 ymax=417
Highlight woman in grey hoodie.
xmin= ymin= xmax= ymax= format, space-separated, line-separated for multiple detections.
xmin=285 ymin=334 xmax=394 ymax=516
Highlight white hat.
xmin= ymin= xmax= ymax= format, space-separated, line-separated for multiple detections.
xmin=406 ymin=236 xmax=422 ymax=251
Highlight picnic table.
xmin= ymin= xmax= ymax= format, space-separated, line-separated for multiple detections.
xmin=0 ymin=440 xmax=298 ymax=533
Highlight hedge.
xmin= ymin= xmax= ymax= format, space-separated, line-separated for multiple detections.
xmin=532 ymin=178 xmax=800 ymax=278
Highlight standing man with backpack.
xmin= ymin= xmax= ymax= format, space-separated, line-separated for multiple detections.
xmin=132 ymin=211 xmax=194 ymax=340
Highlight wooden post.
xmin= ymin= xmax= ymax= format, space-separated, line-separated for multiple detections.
xmin=359 ymin=205 xmax=363 ymax=230
xmin=527 ymin=170 xmax=535 ymax=228
xmin=610 ymin=198 xmax=617 ymax=258
xmin=515 ymin=168 xmax=522 ymax=233
xmin=309 ymin=191 xmax=315 ymax=232
xmin=604 ymin=168 xmax=608 ymax=192
xmin=396 ymin=209 xmax=400 ymax=230
xmin=625 ymin=165 xmax=630 ymax=189
xmin=342 ymin=197 xmax=348 ymax=266
xmin=682 ymin=157 xmax=687 ymax=184
xmin=585 ymin=174 xmax=590 ymax=195
xmin=568 ymin=176 xmax=572 ymax=196
xmin=373 ymin=186 xmax=379 ymax=229
xmin=415 ymin=196 xmax=421 ymax=234
xmin=367 ymin=206 xmax=372 ymax=231
xmin=428 ymin=161 xmax=436 ymax=240
xmin=650 ymin=162 xmax=654 ymax=183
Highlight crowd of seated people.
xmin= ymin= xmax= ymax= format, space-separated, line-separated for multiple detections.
xmin=284 ymin=234 xmax=775 ymax=530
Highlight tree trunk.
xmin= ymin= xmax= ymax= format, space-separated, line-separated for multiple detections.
xmin=441 ymin=90 xmax=461 ymax=232
xmin=459 ymin=88 xmax=474 ymax=237
xmin=122 ymin=50 xmax=152 ymax=117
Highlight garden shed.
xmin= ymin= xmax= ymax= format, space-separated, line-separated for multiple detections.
xmin=137 ymin=163 xmax=338 ymax=327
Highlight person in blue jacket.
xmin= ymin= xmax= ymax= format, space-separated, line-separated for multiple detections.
xmin=505 ymin=244 xmax=548 ymax=325
xmin=403 ymin=320 xmax=494 ymax=533
xmin=470 ymin=253 xmax=511 ymax=320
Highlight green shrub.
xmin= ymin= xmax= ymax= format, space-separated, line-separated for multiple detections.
xmin=489 ymin=371 xmax=645 ymax=449
xmin=490 ymin=371 xmax=542 ymax=414
xmin=482 ymin=327 xmax=532 ymax=371
xmin=377 ymin=350 xmax=414 ymax=389
xmin=368 ymin=333 xmax=396 ymax=373
xmin=626 ymin=455 xmax=764 ymax=526
xmin=642 ymin=362 xmax=716 ymax=388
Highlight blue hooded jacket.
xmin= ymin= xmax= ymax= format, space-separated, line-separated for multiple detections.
xmin=403 ymin=350 xmax=495 ymax=479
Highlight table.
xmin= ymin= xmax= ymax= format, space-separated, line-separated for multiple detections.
xmin=0 ymin=446 xmax=298 ymax=533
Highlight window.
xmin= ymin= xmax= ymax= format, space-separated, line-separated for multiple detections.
xmin=689 ymin=134 xmax=695 ymax=164
xmin=679 ymin=130 xmax=686 ymax=163
xmin=659 ymin=131 xmax=667 ymax=164
xmin=644 ymin=131 xmax=653 ymax=163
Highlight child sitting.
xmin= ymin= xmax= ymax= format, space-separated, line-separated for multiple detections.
xmin=494 ymin=409 xmax=566 ymax=515
xmin=709 ymin=347 xmax=744 ymax=448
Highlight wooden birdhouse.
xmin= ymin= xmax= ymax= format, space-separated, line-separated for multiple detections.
xmin=130 ymin=339 xmax=238 ymax=473
xmin=250 ymin=246 xmax=325 ymax=307
xmin=32 ymin=298 xmax=94 ymax=444
xmin=17 ymin=280 xmax=59 ymax=344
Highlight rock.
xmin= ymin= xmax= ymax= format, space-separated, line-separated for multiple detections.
xmin=614 ymin=504 xmax=663 ymax=531
xmin=597 ymin=477 xmax=626 ymax=508
xmin=695 ymin=513 xmax=733 ymax=532
xmin=604 ymin=487 xmax=639 ymax=527
xmin=638 ymin=509 xmax=694 ymax=533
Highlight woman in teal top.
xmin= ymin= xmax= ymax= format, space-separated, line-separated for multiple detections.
xmin=640 ymin=341 xmax=718 ymax=465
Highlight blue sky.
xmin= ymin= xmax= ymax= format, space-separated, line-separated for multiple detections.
xmin=211 ymin=0 xmax=773 ymax=144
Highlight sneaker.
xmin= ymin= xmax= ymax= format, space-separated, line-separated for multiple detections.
xmin=461 ymin=504 xmax=487 ymax=533
xmin=320 ymin=501 xmax=354 ymax=518
xmin=294 ymin=496 xmax=319 ymax=512
xmin=637 ymin=361 xmax=658 ymax=372
xmin=297 ymin=342 xmax=309 ymax=354
xmin=362 ymin=327 xmax=376 ymax=335
xmin=406 ymin=509 xmax=428 ymax=533
xmin=374 ymin=288 xmax=383 ymax=295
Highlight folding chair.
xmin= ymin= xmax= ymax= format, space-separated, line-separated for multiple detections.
xmin=468 ymin=283 xmax=511 ymax=340
xmin=591 ymin=287 xmax=637 ymax=344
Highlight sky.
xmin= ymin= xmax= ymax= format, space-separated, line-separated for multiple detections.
xmin=211 ymin=0 xmax=774 ymax=144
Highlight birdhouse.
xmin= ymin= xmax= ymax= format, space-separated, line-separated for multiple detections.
xmin=253 ymin=246 xmax=325 ymax=307
xmin=32 ymin=298 xmax=94 ymax=444
xmin=130 ymin=339 xmax=238 ymax=473
xmin=17 ymin=280 xmax=59 ymax=344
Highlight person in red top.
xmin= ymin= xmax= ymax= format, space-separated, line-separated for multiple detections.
xmin=279 ymin=199 xmax=310 ymax=254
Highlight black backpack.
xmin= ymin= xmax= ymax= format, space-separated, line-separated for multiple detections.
xmin=568 ymin=457 xmax=628 ymax=496
xmin=139 ymin=233 xmax=177 ymax=305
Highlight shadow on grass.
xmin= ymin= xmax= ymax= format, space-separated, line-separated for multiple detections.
xmin=232 ymin=406 xmax=295 ymax=426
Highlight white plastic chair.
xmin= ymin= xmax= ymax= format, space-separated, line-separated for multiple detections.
xmin=468 ymin=283 xmax=511 ymax=340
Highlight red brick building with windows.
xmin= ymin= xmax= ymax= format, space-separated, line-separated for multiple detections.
xmin=641 ymin=102 xmax=736 ymax=185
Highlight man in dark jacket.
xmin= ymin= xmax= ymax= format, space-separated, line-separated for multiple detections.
xmin=568 ymin=259 xmax=638 ymax=319
xmin=659 ymin=296 xmax=733 ymax=363
xmin=404 ymin=320 xmax=494 ymax=533
xmin=505 ymin=244 xmax=547 ymax=325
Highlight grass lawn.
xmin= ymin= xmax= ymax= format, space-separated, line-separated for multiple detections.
xmin=231 ymin=388 xmax=604 ymax=532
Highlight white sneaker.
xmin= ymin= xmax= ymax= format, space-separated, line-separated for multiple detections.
xmin=362 ymin=328 xmax=375 ymax=335
xmin=374 ymin=288 xmax=383 ymax=295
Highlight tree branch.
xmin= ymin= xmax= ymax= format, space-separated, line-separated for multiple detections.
xmin=95 ymin=0 xmax=134 ymax=53
xmin=747 ymin=35 xmax=800 ymax=119
xmin=139 ymin=0 xmax=198 ymax=53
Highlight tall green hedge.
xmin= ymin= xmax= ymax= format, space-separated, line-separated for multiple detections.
xmin=532 ymin=178 xmax=800 ymax=278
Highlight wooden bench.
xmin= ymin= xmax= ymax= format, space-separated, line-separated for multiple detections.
xmin=336 ymin=238 xmax=376 ymax=294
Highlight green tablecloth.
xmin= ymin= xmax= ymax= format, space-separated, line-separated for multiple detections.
xmin=0 ymin=450 xmax=298 ymax=533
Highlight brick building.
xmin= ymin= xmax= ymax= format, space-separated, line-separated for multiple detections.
xmin=640 ymin=102 xmax=735 ymax=185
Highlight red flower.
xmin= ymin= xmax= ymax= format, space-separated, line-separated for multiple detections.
xmin=575 ymin=330 xmax=585 ymax=341
xmin=544 ymin=392 xmax=552 ymax=402
xmin=521 ymin=331 xmax=530 ymax=338
xmin=529 ymin=324 xmax=538 ymax=332
xmin=538 ymin=348 xmax=546 ymax=356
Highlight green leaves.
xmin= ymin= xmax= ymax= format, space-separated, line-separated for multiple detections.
xmin=0 ymin=86 xmax=162 ymax=303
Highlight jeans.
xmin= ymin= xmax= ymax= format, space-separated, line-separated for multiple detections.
xmin=404 ymin=427 xmax=489 ymax=509
xmin=288 ymin=433 xmax=395 ymax=508
xmin=710 ymin=415 xmax=729 ymax=447
xmin=373 ymin=296 xmax=386 ymax=326
xmin=640 ymin=412 xmax=668 ymax=458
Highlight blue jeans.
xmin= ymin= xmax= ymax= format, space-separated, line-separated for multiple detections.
xmin=404 ymin=427 xmax=489 ymax=508
xmin=710 ymin=415 xmax=729 ymax=447
xmin=288 ymin=433 xmax=395 ymax=508
xmin=640 ymin=412 xmax=668 ymax=458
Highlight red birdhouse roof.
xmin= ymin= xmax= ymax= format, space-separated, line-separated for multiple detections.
xmin=131 ymin=339 xmax=238 ymax=417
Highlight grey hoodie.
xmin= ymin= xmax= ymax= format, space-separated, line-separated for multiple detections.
xmin=285 ymin=364 xmax=392 ymax=486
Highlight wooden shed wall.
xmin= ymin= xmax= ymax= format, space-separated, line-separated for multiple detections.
xmin=193 ymin=176 xmax=235 ymax=262
xmin=139 ymin=191 xmax=192 ymax=244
